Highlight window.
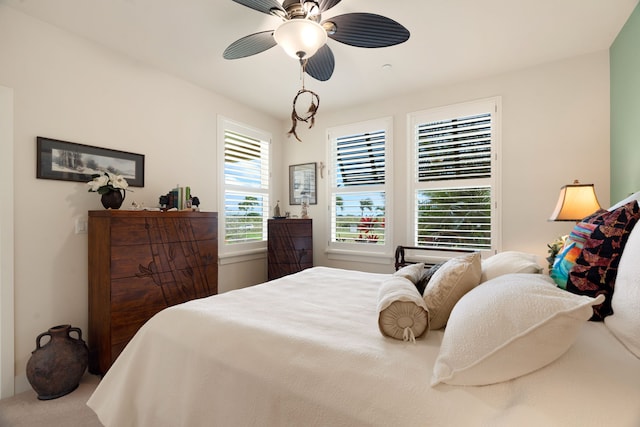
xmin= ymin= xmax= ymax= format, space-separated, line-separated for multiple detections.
xmin=328 ymin=117 xmax=393 ymax=257
xmin=409 ymin=98 xmax=500 ymax=255
xmin=218 ymin=117 xmax=270 ymax=255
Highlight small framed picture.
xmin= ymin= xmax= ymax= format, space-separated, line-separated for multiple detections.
xmin=289 ymin=162 xmax=317 ymax=205
xmin=36 ymin=136 xmax=145 ymax=187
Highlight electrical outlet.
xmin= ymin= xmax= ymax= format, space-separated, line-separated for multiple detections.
xmin=75 ymin=218 xmax=88 ymax=234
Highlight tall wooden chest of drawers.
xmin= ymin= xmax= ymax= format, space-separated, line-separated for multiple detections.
xmin=267 ymin=218 xmax=312 ymax=280
xmin=88 ymin=210 xmax=218 ymax=374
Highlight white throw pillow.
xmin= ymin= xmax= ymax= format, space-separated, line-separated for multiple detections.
xmin=393 ymin=263 xmax=425 ymax=285
xmin=423 ymin=252 xmax=481 ymax=330
xmin=604 ymin=223 xmax=640 ymax=358
xmin=608 ymin=190 xmax=640 ymax=211
xmin=431 ymin=273 xmax=605 ymax=386
xmin=480 ymin=251 xmax=542 ymax=282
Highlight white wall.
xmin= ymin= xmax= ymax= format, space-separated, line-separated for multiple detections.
xmin=0 ymin=5 xmax=282 ymax=394
xmin=0 ymin=85 xmax=15 ymax=399
xmin=279 ymin=51 xmax=611 ymax=274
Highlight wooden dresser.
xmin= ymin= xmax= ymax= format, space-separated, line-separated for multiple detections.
xmin=267 ymin=218 xmax=312 ymax=280
xmin=88 ymin=210 xmax=218 ymax=374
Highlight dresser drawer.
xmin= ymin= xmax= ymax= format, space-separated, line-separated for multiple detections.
xmin=267 ymin=219 xmax=312 ymax=280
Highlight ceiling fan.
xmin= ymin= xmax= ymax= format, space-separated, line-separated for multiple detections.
xmin=223 ymin=0 xmax=411 ymax=81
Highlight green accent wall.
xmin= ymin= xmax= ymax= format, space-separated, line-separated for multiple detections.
xmin=611 ymin=3 xmax=640 ymax=202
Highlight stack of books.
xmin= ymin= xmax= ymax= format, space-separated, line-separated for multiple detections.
xmin=161 ymin=185 xmax=193 ymax=210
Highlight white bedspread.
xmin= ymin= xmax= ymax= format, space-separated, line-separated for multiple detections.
xmin=88 ymin=267 xmax=640 ymax=427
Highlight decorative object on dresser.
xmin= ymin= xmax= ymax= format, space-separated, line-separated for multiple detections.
xmin=88 ymin=210 xmax=218 ymax=375
xmin=99 ymin=190 xmax=125 ymax=210
xmin=273 ymin=200 xmax=282 ymax=218
xmin=268 ymin=218 xmax=312 ymax=280
xmin=159 ymin=185 xmax=199 ymax=210
xmin=87 ymin=172 xmax=130 ymax=210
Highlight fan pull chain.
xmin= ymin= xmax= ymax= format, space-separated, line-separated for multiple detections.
xmin=287 ymin=59 xmax=320 ymax=142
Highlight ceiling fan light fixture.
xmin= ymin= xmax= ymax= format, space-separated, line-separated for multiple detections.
xmin=273 ymin=19 xmax=327 ymax=59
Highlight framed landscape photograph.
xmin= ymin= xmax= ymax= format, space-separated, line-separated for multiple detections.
xmin=289 ymin=162 xmax=317 ymax=205
xmin=36 ymin=136 xmax=145 ymax=187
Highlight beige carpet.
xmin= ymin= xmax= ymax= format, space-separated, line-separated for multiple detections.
xmin=0 ymin=373 xmax=103 ymax=427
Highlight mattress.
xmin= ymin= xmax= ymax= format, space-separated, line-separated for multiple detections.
xmin=87 ymin=267 xmax=640 ymax=426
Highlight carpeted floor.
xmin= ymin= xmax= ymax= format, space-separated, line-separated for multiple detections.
xmin=0 ymin=374 xmax=103 ymax=427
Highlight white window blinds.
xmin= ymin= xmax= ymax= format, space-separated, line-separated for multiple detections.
xmin=335 ymin=129 xmax=386 ymax=188
xmin=221 ymin=122 xmax=270 ymax=246
xmin=415 ymin=186 xmax=492 ymax=250
xmin=411 ymin=99 xmax=499 ymax=253
xmin=329 ymin=118 xmax=391 ymax=250
xmin=416 ymin=113 xmax=492 ymax=182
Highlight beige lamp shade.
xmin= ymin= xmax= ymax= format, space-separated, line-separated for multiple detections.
xmin=274 ymin=19 xmax=327 ymax=59
xmin=549 ymin=180 xmax=602 ymax=221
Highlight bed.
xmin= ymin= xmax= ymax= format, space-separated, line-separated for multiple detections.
xmin=88 ymin=198 xmax=640 ymax=427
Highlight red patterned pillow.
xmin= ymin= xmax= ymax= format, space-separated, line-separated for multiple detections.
xmin=566 ymin=200 xmax=640 ymax=320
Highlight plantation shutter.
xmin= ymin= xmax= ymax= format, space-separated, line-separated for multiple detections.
xmin=223 ymin=128 xmax=270 ymax=245
xmin=415 ymin=187 xmax=492 ymax=250
xmin=412 ymin=100 xmax=498 ymax=252
xmin=335 ymin=129 xmax=386 ymax=188
xmin=329 ymin=119 xmax=391 ymax=249
xmin=416 ymin=113 xmax=492 ymax=182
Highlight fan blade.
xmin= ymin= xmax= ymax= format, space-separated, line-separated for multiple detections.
xmin=232 ymin=0 xmax=285 ymax=16
xmin=223 ymin=30 xmax=277 ymax=59
xmin=323 ymin=13 xmax=410 ymax=48
xmin=305 ymin=44 xmax=334 ymax=81
xmin=318 ymin=0 xmax=341 ymax=12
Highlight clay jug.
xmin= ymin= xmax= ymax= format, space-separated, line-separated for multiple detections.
xmin=26 ymin=324 xmax=89 ymax=400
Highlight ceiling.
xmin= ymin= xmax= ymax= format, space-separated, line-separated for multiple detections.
xmin=3 ymin=0 xmax=638 ymax=120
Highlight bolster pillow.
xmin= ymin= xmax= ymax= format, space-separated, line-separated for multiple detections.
xmin=377 ymin=276 xmax=429 ymax=342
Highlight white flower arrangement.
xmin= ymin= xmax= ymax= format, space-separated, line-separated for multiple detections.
xmin=87 ymin=172 xmax=130 ymax=194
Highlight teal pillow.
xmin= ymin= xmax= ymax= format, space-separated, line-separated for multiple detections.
xmin=550 ymin=222 xmax=597 ymax=289
xmin=550 ymin=241 xmax=576 ymax=289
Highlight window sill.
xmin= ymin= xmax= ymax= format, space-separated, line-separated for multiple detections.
xmin=219 ymin=248 xmax=267 ymax=265
xmin=325 ymin=248 xmax=393 ymax=265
